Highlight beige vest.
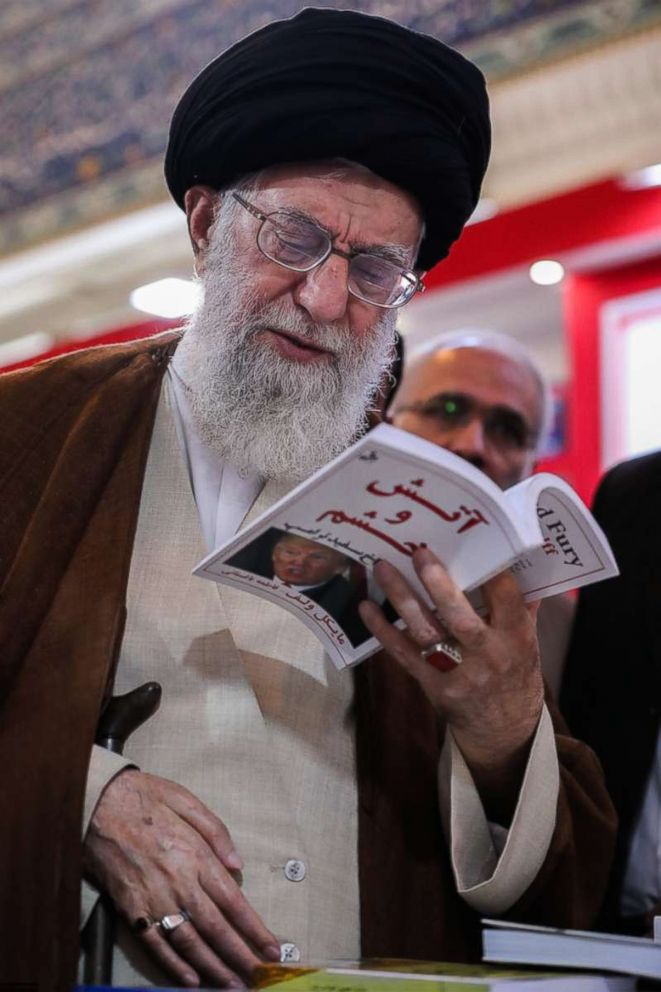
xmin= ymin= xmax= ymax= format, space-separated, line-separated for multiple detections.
xmin=110 ymin=388 xmax=360 ymax=984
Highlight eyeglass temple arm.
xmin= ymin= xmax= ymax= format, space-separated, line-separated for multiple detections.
xmin=232 ymin=191 xmax=267 ymax=222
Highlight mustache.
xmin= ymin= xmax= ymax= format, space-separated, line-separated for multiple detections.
xmin=235 ymin=300 xmax=354 ymax=356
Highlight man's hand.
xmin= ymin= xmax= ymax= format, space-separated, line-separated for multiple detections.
xmin=359 ymin=547 xmax=544 ymax=820
xmin=83 ymin=769 xmax=281 ymax=988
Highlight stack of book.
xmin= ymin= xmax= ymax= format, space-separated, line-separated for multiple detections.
xmin=483 ymin=918 xmax=661 ymax=982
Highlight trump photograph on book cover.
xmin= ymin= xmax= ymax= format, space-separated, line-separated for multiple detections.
xmin=227 ymin=528 xmax=373 ymax=650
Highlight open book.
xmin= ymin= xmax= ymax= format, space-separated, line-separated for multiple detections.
xmin=194 ymin=424 xmax=618 ymax=669
xmin=483 ymin=919 xmax=661 ymax=980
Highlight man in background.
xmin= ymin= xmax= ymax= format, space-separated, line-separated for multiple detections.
xmin=562 ymin=452 xmax=661 ymax=935
xmin=390 ymin=329 xmax=573 ymax=695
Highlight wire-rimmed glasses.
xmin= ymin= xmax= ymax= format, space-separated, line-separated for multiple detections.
xmin=396 ymin=393 xmax=538 ymax=452
xmin=232 ymin=192 xmax=423 ymax=309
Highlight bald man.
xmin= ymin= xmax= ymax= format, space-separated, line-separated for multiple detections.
xmin=390 ymin=330 xmax=573 ymax=696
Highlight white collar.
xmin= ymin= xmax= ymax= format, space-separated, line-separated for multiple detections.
xmin=166 ymin=361 xmax=263 ymax=552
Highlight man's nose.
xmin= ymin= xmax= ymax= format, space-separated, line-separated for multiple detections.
xmin=444 ymin=416 xmax=488 ymax=461
xmin=293 ymin=255 xmax=350 ymax=323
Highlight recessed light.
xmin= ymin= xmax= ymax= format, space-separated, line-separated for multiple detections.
xmin=529 ymin=260 xmax=565 ymax=286
xmin=129 ymin=278 xmax=201 ymax=318
xmin=620 ymin=163 xmax=661 ymax=191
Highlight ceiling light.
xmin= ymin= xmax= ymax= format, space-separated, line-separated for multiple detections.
xmin=620 ymin=163 xmax=661 ymax=191
xmin=130 ymin=278 xmax=201 ymax=318
xmin=529 ymin=259 xmax=564 ymax=286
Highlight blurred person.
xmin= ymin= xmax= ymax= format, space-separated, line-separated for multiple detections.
xmin=562 ymin=452 xmax=661 ymax=936
xmin=0 ymin=10 xmax=615 ymax=991
xmin=390 ymin=329 xmax=573 ymax=695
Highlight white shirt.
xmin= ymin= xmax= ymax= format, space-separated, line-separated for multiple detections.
xmin=621 ymin=728 xmax=661 ymax=917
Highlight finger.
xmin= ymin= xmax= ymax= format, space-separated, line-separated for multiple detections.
xmin=480 ymin=569 xmax=530 ymax=630
xmin=371 ymin=559 xmax=446 ymax=645
xmin=159 ymin=826 xmax=279 ymax=961
xmin=166 ymin=920 xmax=246 ymax=988
xmin=527 ymin=599 xmax=541 ymax=622
xmin=359 ymin=600 xmax=453 ymax=697
xmin=125 ymin=884 xmax=230 ymax=988
xmin=140 ymin=924 xmax=202 ymax=988
xmin=412 ymin=548 xmax=484 ymax=648
xmin=193 ymin=912 xmax=261 ymax=983
xmin=163 ymin=782 xmax=244 ymax=871
xmin=198 ymin=872 xmax=281 ymax=972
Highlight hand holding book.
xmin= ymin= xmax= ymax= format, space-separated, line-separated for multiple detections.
xmin=360 ymin=548 xmax=544 ymax=820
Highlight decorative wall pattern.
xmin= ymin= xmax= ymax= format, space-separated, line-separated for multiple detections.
xmin=2 ymin=0 xmax=660 ymax=254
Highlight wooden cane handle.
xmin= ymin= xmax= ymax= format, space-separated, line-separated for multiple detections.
xmin=95 ymin=681 xmax=162 ymax=754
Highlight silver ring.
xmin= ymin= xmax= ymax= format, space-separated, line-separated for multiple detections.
xmin=157 ymin=908 xmax=192 ymax=933
xmin=420 ymin=640 xmax=462 ymax=666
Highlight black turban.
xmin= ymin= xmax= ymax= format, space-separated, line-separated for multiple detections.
xmin=165 ymin=8 xmax=490 ymax=270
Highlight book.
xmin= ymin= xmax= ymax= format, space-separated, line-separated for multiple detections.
xmin=483 ymin=918 xmax=661 ymax=980
xmin=194 ymin=423 xmax=618 ymax=669
xmin=252 ymin=959 xmax=634 ymax=991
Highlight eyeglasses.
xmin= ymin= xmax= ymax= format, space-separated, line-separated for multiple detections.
xmin=232 ymin=192 xmax=424 ymax=309
xmin=397 ymin=392 xmax=538 ymax=452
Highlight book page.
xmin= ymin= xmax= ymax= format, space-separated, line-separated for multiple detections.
xmin=502 ymin=474 xmax=619 ymax=600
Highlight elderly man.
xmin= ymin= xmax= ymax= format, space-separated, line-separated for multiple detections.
xmin=1 ymin=10 xmax=614 ymax=991
xmin=390 ymin=329 xmax=574 ymax=695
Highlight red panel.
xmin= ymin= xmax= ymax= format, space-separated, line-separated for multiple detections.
xmin=565 ymin=255 xmax=661 ymax=504
xmin=425 ymin=179 xmax=661 ymax=290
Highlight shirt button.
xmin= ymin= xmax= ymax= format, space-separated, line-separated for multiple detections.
xmin=284 ymin=858 xmax=306 ymax=882
xmin=280 ymin=942 xmax=301 ymax=962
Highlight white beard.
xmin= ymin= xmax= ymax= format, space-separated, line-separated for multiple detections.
xmin=173 ymin=216 xmax=397 ymax=482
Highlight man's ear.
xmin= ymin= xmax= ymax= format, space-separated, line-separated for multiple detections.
xmin=184 ymin=185 xmax=220 ymax=274
xmin=367 ymin=330 xmax=404 ymax=430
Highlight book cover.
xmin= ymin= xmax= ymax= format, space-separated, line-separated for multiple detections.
xmin=253 ymin=958 xmax=634 ymax=991
xmin=483 ymin=918 xmax=661 ymax=980
xmin=194 ymin=424 xmax=618 ymax=668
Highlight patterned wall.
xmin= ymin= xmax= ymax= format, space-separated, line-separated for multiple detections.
xmin=2 ymin=0 xmax=659 ymax=253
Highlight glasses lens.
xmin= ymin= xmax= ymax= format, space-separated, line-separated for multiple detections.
xmin=408 ymin=393 xmax=533 ymax=450
xmin=259 ymin=213 xmax=329 ymax=271
xmin=349 ymin=255 xmax=417 ymax=307
xmin=419 ymin=393 xmax=471 ymax=425
xmin=484 ymin=409 xmax=531 ymax=450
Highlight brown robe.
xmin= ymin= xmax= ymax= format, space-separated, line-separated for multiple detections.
xmin=0 ymin=334 xmax=616 ymax=991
